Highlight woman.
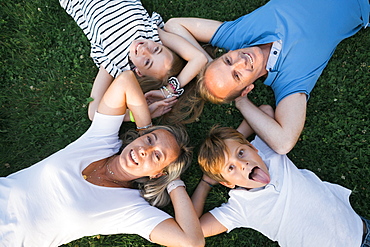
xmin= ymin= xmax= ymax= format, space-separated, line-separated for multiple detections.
xmin=59 ymin=0 xmax=210 ymax=122
xmin=0 ymin=70 xmax=204 ymax=247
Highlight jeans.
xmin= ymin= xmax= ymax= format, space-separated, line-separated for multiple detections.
xmin=361 ymin=216 xmax=370 ymax=247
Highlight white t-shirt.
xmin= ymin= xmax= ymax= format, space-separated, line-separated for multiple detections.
xmin=0 ymin=113 xmax=171 ymax=247
xmin=210 ymin=136 xmax=363 ymax=247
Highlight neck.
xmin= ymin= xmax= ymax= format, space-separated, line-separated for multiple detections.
xmin=259 ymin=42 xmax=273 ymax=68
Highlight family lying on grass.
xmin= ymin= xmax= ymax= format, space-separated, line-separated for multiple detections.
xmin=0 ymin=0 xmax=369 ymax=246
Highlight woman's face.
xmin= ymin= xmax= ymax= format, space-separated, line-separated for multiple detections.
xmin=119 ymin=129 xmax=180 ymax=178
xmin=129 ymin=39 xmax=173 ymax=80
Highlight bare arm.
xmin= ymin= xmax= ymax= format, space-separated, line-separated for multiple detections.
xmin=97 ymin=70 xmax=151 ymax=128
xmin=88 ymin=66 xmax=114 ymax=120
xmin=191 ymin=175 xmax=227 ymax=237
xmin=150 ymin=186 xmax=205 ymax=247
xmin=235 ymin=93 xmax=307 ymax=154
xmin=158 ymin=28 xmax=208 ymax=89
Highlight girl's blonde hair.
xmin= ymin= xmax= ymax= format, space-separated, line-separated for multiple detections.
xmin=136 ymin=48 xmax=205 ymax=125
xmin=198 ymin=126 xmax=252 ymax=183
xmin=120 ymin=125 xmax=192 ymax=208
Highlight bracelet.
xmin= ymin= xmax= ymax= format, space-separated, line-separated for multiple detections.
xmin=168 ymin=77 xmax=184 ymax=96
xmin=161 ymin=86 xmax=177 ymax=98
xmin=129 ymin=111 xmax=135 ymax=122
xmin=167 ymin=180 xmax=186 ymax=194
xmin=201 ymin=178 xmax=213 ymax=188
xmin=136 ymin=122 xmax=152 ymax=130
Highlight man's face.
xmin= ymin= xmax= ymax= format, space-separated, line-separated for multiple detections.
xmin=220 ymin=139 xmax=270 ymax=189
xmin=204 ymin=46 xmax=267 ymax=100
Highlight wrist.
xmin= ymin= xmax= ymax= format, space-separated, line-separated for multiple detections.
xmin=167 ymin=179 xmax=186 ymax=194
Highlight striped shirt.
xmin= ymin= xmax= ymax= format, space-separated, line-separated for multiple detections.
xmin=60 ymin=0 xmax=164 ymax=78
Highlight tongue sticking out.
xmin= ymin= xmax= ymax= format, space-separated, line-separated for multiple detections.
xmin=249 ymin=167 xmax=270 ymax=184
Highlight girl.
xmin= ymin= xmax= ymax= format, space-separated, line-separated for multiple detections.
xmin=59 ymin=0 xmax=210 ymax=122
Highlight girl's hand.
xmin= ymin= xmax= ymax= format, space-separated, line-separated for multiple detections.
xmin=148 ymin=96 xmax=177 ymax=118
xmin=145 ymin=89 xmax=166 ymax=105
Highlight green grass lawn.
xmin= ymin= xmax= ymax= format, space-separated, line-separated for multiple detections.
xmin=0 ymin=0 xmax=369 ymax=246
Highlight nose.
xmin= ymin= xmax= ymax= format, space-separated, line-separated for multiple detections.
xmin=138 ymin=44 xmax=150 ymax=56
xmin=138 ymin=145 xmax=154 ymax=157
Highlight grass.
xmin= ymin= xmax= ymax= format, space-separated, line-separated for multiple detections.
xmin=0 ymin=0 xmax=369 ymax=246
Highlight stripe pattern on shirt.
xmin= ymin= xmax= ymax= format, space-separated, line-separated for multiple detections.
xmin=60 ymin=0 xmax=164 ymax=77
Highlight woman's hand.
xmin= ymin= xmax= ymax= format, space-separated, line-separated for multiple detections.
xmin=148 ymin=96 xmax=177 ymax=118
xmin=145 ymin=89 xmax=166 ymax=104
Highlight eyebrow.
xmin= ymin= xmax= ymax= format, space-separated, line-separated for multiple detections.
xmin=147 ymin=47 xmax=162 ymax=70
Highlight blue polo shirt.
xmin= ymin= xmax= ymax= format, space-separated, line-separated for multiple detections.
xmin=210 ymin=0 xmax=369 ymax=105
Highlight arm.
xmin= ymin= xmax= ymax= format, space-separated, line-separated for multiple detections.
xmin=150 ymin=186 xmax=205 ymax=247
xmin=235 ymin=93 xmax=307 ymax=154
xmin=97 ymin=70 xmax=151 ymax=128
xmin=88 ymin=66 xmax=114 ymax=120
xmin=164 ymin=17 xmax=222 ymax=50
xmin=191 ymin=175 xmax=227 ymax=237
xmin=158 ymin=28 xmax=208 ymax=89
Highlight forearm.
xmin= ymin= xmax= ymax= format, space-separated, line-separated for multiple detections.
xmin=191 ymin=180 xmax=213 ymax=218
xmin=169 ymin=186 xmax=205 ymax=246
xmin=97 ymin=71 xmax=151 ymax=127
xmin=236 ymin=95 xmax=306 ymax=154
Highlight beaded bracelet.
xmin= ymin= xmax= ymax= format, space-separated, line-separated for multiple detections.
xmin=129 ymin=111 xmax=135 ymax=122
xmin=161 ymin=86 xmax=177 ymax=98
xmin=136 ymin=122 xmax=152 ymax=131
xmin=168 ymin=77 xmax=184 ymax=96
xmin=167 ymin=180 xmax=186 ymax=194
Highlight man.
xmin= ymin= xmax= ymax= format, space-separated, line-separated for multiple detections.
xmin=164 ymin=0 xmax=369 ymax=154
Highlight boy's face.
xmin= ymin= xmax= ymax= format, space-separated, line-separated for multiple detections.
xmin=219 ymin=139 xmax=270 ymax=189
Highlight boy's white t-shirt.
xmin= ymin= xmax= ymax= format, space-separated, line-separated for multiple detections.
xmin=0 ymin=113 xmax=171 ymax=247
xmin=210 ymin=136 xmax=363 ymax=247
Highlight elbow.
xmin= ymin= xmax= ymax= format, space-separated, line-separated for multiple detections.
xmin=179 ymin=237 xmax=205 ymax=247
xmin=272 ymin=140 xmax=296 ymax=155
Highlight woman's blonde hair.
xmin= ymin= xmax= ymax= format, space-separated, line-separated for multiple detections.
xmin=198 ymin=126 xmax=252 ymax=183
xmin=120 ymin=125 xmax=192 ymax=207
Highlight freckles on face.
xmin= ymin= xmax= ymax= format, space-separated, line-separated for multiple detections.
xmin=221 ymin=140 xmax=270 ymax=189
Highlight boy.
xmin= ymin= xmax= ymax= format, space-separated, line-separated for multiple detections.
xmin=193 ymin=126 xmax=369 ymax=247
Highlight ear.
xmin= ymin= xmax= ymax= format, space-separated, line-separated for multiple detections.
xmin=134 ymin=67 xmax=143 ymax=77
xmin=150 ymin=172 xmax=166 ymax=179
xmin=240 ymin=84 xmax=254 ymax=97
xmin=219 ymin=181 xmax=236 ymax=189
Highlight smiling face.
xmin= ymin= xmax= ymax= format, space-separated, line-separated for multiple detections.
xmin=220 ymin=139 xmax=270 ymax=189
xmin=204 ymin=46 xmax=268 ymax=100
xmin=129 ymin=39 xmax=173 ymax=80
xmin=119 ymin=129 xmax=180 ymax=179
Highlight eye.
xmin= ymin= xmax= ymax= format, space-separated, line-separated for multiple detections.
xmin=238 ymin=149 xmax=244 ymax=157
xmin=234 ymin=72 xmax=240 ymax=81
xmin=225 ymin=57 xmax=232 ymax=65
xmin=228 ymin=165 xmax=235 ymax=172
xmin=145 ymin=59 xmax=150 ymax=67
xmin=153 ymin=46 xmax=160 ymax=53
xmin=154 ymin=151 xmax=160 ymax=161
xmin=147 ymin=136 xmax=152 ymax=145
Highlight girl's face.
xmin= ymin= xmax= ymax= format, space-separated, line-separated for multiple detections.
xmin=219 ymin=139 xmax=270 ymax=189
xmin=129 ymin=39 xmax=173 ymax=80
xmin=119 ymin=129 xmax=180 ymax=179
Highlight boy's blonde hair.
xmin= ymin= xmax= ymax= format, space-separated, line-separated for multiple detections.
xmin=198 ymin=126 xmax=252 ymax=182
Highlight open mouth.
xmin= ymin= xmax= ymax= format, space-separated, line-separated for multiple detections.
xmin=244 ymin=53 xmax=253 ymax=66
xmin=130 ymin=150 xmax=139 ymax=165
xmin=135 ymin=42 xmax=145 ymax=55
xmin=248 ymin=166 xmax=270 ymax=184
